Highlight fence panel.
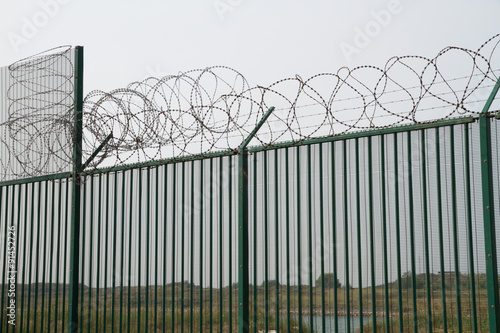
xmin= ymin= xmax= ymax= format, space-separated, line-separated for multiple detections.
xmin=0 ymin=180 xmax=72 ymax=332
xmin=77 ymin=156 xmax=239 ymax=332
xmin=248 ymin=120 xmax=494 ymax=332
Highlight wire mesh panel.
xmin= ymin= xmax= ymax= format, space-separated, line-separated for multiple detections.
xmin=0 ymin=180 xmax=72 ymax=332
xmin=77 ymin=156 xmax=239 ymax=332
xmin=248 ymin=121 xmax=493 ymax=332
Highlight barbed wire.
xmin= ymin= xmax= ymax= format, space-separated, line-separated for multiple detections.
xmin=82 ymin=34 xmax=500 ymax=171
xmin=1 ymin=35 xmax=499 ymax=181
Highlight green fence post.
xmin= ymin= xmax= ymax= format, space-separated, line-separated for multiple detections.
xmin=238 ymin=107 xmax=274 ymax=333
xmin=479 ymin=77 xmax=500 ymax=332
xmin=69 ymin=45 xmax=84 ymax=332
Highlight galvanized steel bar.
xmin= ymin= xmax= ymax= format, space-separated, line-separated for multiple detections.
xmin=297 ymin=146 xmax=303 ymax=333
xmin=285 ymin=148 xmax=291 ymax=333
xmin=319 ymin=143 xmax=326 ymax=333
xmin=394 ymin=133 xmax=403 ymax=332
xmin=450 ymin=126 xmax=463 ymax=331
xmin=274 ymin=149 xmax=280 ymax=333
xmin=199 ymin=160 xmax=204 ymax=332
xmin=407 ymin=132 xmax=418 ymax=332
xmin=436 ymin=127 xmax=448 ymax=332
xmin=380 ymin=135 xmax=390 ymax=333
xmin=0 ymin=186 xmax=7 ymax=330
xmin=479 ymin=78 xmax=500 ymax=331
xmin=264 ymin=151 xmax=269 ymax=332
xmin=69 ymin=45 xmax=83 ymax=332
xmin=331 ymin=142 xmax=339 ymax=333
xmin=368 ymin=137 xmax=377 ymax=333
xmin=307 ymin=145 xmax=313 ymax=332
xmin=343 ymin=140 xmax=350 ymax=333
xmin=421 ymin=129 xmax=433 ymax=333
xmin=253 ymin=153 xmax=258 ymax=333
xmin=190 ymin=162 xmax=195 ymax=332
xmin=355 ymin=138 xmax=363 ymax=333
xmin=464 ymin=124 xmax=478 ymax=333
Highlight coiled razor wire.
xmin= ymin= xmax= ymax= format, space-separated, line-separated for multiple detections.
xmin=1 ymin=35 xmax=500 ymax=181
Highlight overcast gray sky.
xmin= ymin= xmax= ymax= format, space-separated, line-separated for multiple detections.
xmin=1 ymin=0 xmax=499 ymax=95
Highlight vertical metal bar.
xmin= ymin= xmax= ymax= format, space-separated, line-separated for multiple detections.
xmin=181 ymin=162 xmax=186 ymax=333
xmin=394 ymin=133 xmax=403 ymax=332
xmin=161 ymin=165 xmax=167 ymax=333
xmin=200 ymin=160 xmax=204 ymax=332
xmin=381 ymin=135 xmax=390 ymax=333
xmin=14 ymin=185 xmax=21 ymax=333
xmin=331 ymin=142 xmax=339 ymax=333
xmin=238 ymin=149 xmax=250 ymax=333
xmin=407 ymin=132 xmax=418 ymax=333
xmin=253 ymin=153 xmax=258 ymax=333
xmin=264 ymin=151 xmax=269 ymax=332
xmin=355 ymin=138 xmax=363 ymax=333
xmin=146 ymin=168 xmax=151 ymax=333
xmin=307 ymin=145 xmax=314 ymax=332
xmin=171 ymin=164 xmax=177 ymax=333
xmin=128 ymin=171 xmax=134 ymax=333
xmin=436 ymin=128 xmax=448 ymax=333
xmin=120 ymin=171 xmax=126 ymax=333
xmin=421 ymin=130 xmax=433 ymax=333
xmin=190 ymin=162 xmax=195 ymax=332
xmin=104 ymin=174 xmax=110 ymax=332
xmin=47 ymin=182 xmax=55 ymax=333
xmin=54 ymin=180 xmax=62 ymax=330
xmin=449 ymin=126 xmax=463 ymax=331
xmin=0 ymin=186 xmax=7 ymax=330
xmin=14 ymin=185 xmax=22 ymax=331
xmin=275 ymin=149 xmax=280 ymax=333
xmin=88 ymin=178 xmax=94 ymax=333
xmin=479 ymin=112 xmax=500 ymax=331
xmin=343 ymin=140 xmax=350 ymax=333
xmin=368 ymin=137 xmax=377 ymax=333
xmin=34 ymin=184 xmax=41 ymax=330
xmin=137 ymin=170 xmax=142 ymax=333
xmin=112 ymin=172 xmax=118 ymax=333
xmin=27 ymin=183 xmax=35 ymax=332
xmin=63 ymin=181 xmax=70 ymax=331
xmin=319 ymin=143 xmax=326 ymax=333
xmin=464 ymin=124 xmax=478 ymax=333
xmin=41 ymin=182 xmax=49 ymax=332
xmin=285 ymin=148 xmax=291 ymax=333
xmin=79 ymin=180 xmax=86 ymax=333
xmin=69 ymin=45 xmax=83 ymax=333
xmin=20 ymin=183 xmax=29 ymax=332
xmin=155 ymin=167 xmax=159 ymax=333
xmin=95 ymin=175 xmax=102 ymax=333
xmin=297 ymin=146 xmax=303 ymax=333
xmin=229 ymin=157 xmax=233 ymax=333
xmin=219 ymin=157 xmax=223 ymax=333
xmin=210 ymin=158 xmax=214 ymax=333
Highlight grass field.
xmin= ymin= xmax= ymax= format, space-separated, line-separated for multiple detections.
xmin=0 ymin=272 xmax=497 ymax=332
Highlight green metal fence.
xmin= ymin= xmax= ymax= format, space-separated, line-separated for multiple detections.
xmin=1 ymin=47 xmax=500 ymax=333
